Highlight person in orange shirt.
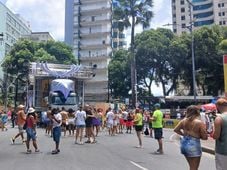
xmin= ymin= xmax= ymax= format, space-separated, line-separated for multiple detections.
xmin=11 ymin=105 xmax=26 ymax=144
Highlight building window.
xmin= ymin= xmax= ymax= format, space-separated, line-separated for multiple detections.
xmin=218 ymin=3 xmax=221 ymax=8
xmin=219 ymin=12 xmax=222 ymax=16
xmin=182 ymin=23 xmax=186 ymax=28
xmin=223 ymin=12 xmax=225 ymax=16
xmin=173 ymin=29 xmax=177 ymax=33
xmin=89 ymin=27 xmax=92 ymax=33
xmin=113 ymin=42 xmax=118 ymax=48
xmin=102 ymin=40 xmax=105 ymax=44
xmin=91 ymin=16 xmax=95 ymax=21
xmin=180 ymin=0 xmax=184 ymax=5
xmin=181 ymin=8 xmax=185 ymax=12
xmin=173 ymin=14 xmax=176 ymax=18
xmin=181 ymin=16 xmax=185 ymax=20
xmin=222 ymin=3 xmax=225 ymax=7
xmin=220 ymin=21 xmax=222 ymax=25
xmin=89 ymin=51 xmax=91 ymax=57
xmin=224 ymin=21 xmax=226 ymax=25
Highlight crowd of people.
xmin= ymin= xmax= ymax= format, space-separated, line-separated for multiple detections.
xmin=4 ymin=103 xmax=163 ymax=155
xmin=2 ymin=98 xmax=227 ymax=170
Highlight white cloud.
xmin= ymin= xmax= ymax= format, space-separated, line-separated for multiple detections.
xmin=5 ymin=0 xmax=65 ymax=41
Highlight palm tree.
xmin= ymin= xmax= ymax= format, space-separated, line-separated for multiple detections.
xmin=113 ymin=0 xmax=153 ymax=108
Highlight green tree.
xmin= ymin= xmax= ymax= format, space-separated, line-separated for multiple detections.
xmin=108 ymin=50 xmax=131 ymax=100
xmin=114 ymin=0 xmax=153 ymax=107
xmin=135 ymin=28 xmax=176 ymax=97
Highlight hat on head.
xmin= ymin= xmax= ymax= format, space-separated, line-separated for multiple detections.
xmin=27 ymin=107 xmax=35 ymax=113
xmin=154 ymin=103 xmax=161 ymax=108
xmin=17 ymin=104 xmax=25 ymax=109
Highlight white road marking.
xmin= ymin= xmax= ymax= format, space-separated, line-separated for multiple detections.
xmin=130 ymin=161 xmax=149 ymax=170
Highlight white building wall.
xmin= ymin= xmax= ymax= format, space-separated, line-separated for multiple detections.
xmin=72 ymin=0 xmax=112 ymax=102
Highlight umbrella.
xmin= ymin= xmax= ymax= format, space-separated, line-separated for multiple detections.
xmin=201 ymin=103 xmax=216 ymax=111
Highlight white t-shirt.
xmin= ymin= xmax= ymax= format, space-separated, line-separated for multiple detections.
xmin=75 ymin=110 xmax=86 ymax=126
xmin=53 ymin=113 xmax=62 ymax=128
xmin=122 ymin=111 xmax=128 ymax=120
xmin=106 ymin=111 xmax=114 ymax=125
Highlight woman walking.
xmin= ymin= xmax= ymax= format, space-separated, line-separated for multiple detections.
xmin=174 ymin=105 xmax=208 ymax=170
xmin=25 ymin=107 xmax=39 ymax=153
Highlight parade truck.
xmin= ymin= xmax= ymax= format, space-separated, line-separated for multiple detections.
xmin=49 ymin=79 xmax=78 ymax=111
xmin=27 ymin=62 xmax=94 ymax=112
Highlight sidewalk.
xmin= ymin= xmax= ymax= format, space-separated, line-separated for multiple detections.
xmin=201 ymin=137 xmax=215 ymax=155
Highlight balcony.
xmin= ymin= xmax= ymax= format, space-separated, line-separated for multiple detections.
xmin=80 ymin=31 xmax=110 ymax=38
xmin=81 ymin=7 xmax=111 ymax=15
xmin=80 ymin=19 xmax=111 ymax=27
xmin=82 ymin=0 xmax=111 ymax=4
xmin=80 ymin=54 xmax=109 ymax=61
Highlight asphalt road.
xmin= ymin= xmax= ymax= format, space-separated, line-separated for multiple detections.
xmin=0 ymin=127 xmax=215 ymax=170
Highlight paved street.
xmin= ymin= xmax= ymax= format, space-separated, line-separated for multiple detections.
xmin=0 ymin=127 xmax=215 ymax=170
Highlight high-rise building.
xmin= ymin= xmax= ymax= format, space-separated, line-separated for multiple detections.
xmin=0 ymin=2 xmax=31 ymax=77
xmin=65 ymin=0 xmax=112 ymax=103
xmin=172 ymin=0 xmax=227 ymax=34
xmin=22 ymin=32 xmax=54 ymax=42
xmin=112 ymin=21 xmax=127 ymax=50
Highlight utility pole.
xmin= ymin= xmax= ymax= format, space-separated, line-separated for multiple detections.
xmin=186 ymin=0 xmax=196 ymax=101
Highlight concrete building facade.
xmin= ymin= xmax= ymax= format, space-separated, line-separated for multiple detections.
xmin=65 ymin=0 xmax=112 ymax=103
xmin=22 ymin=32 xmax=54 ymax=42
xmin=172 ymin=0 xmax=227 ymax=34
xmin=0 ymin=2 xmax=31 ymax=66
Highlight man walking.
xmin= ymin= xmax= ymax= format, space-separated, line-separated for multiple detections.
xmin=213 ymin=98 xmax=227 ymax=170
xmin=150 ymin=103 xmax=164 ymax=154
xmin=50 ymin=108 xmax=62 ymax=154
xmin=11 ymin=105 xmax=26 ymax=144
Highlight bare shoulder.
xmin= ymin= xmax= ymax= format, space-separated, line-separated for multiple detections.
xmin=214 ymin=115 xmax=223 ymax=125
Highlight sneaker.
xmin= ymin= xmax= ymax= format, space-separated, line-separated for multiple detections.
xmin=22 ymin=140 xmax=26 ymax=144
xmin=85 ymin=140 xmax=91 ymax=143
xmin=11 ymin=138 xmax=15 ymax=144
xmin=26 ymin=150 xmax=32 ymax=154
xmin=51 ymin=150 xmax=59 ymax=154
xmin=136 ymin=145 xmax=142 ymax=148
xmin=79 ymin=142 xmax=84 ymax=145
xmin=154 ymin=150 xmax=164 ymax=154
xmin=35 ymin=149 xmax=40 ymax=153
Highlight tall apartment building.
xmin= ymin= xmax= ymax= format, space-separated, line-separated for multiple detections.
xmin=22 ymin=32 xmax=54 ymax=42
xmin=172 ymin=0 xmax=227 ymax=34
xmin=112 ymin=21 xmax=127 ymax=50
xmin=65 ymin=0 xmax=112 ymax=103
xmin=0 ymin=2 xmax=31 ymax=78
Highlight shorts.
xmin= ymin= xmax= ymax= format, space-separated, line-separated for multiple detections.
xmin=107 ymin=122 xmax=113 ymax=128
xmin=26 ymin=128 xmax=36 ymax=141
xmin=76 ymin=125 xmax=85 ymax=128
xmin=154 ymin=128 xmax=163 ymax=140
xmin=18 ymin=125 xmax=24 ymax=133
xmin=53 ymin=126 xmax=61 ymax=143
xmin=135 ymin=125 xmax=143 ymax=132
xmin=215 ymin=153 xmax=227 ymax=170
xmin=180 ymin=136 xmax=202 ymax=157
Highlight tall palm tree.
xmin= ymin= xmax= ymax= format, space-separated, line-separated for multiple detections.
xmin=113 ymin=0 xmax=153 ymax=107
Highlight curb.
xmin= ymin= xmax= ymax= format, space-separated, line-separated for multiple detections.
xmin=202 ymin=146 xmax=215 ymax=155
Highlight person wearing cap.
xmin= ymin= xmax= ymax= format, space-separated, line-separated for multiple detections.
xmin=150 ymin=103 xmax=164 ymax=154
xmin=11 ymin=105 xmax=26 ymax=144
xmin=25 ymin=107 xmax=39 ymax=153
xmin=213 ymin=98 xmax=227 ymax=170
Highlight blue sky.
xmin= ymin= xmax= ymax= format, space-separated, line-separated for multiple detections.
xmin=0 ymin=0 xmax=172 ymax=43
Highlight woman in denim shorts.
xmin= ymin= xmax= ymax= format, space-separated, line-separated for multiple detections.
xmin=174 ymin=105 xmax=208 ymax=170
